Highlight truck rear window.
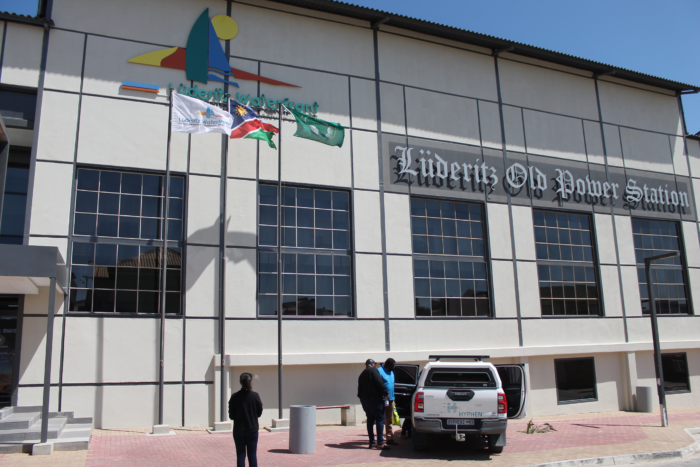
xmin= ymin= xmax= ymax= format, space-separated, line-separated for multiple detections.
xmin=426 ymin=369 xmax=496 ymax=388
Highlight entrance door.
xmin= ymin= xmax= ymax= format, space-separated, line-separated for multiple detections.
xmin=394 ymin=364 xmax=419 ymax=418
xmin=0 ymin=296 xmax=19 ymax=408
xmin=495 ymin=364 xmax=527 ymax=419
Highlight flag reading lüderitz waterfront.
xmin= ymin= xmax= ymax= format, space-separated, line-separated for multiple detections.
xmin=172 ymin=92 xmax=235 ymax=134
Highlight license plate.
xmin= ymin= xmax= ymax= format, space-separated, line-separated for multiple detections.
xmin=446 ymin=419 xmax=475 ymax=426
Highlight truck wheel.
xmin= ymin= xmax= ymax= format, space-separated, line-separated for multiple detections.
xmin=411 ymin=430 xmax=429 ymax=451
xmin=488 ymin=434 xmax=504 ymax=454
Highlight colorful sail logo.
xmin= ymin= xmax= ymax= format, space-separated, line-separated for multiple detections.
xmin=128 ymin=9 xmax=299 ymax=89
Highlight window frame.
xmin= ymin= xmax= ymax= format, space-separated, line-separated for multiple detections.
xmin=256 ymin=182 xmax=355 ymax=319
xmin=533 ymin=209 xmax=603 ymax=318
xmin=554 ymin=356 xmax=598 ymax=405
xmin=67 ymin=167 xmax=186 ymax=315
xmin=661 ymin=352 xmax=691 ymax=394
xmin=409 ymin=196 xmax=493 ymax=319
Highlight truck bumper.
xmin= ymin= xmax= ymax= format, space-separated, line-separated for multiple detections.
xmin=412 ymin=418 xmax=507 ymax=435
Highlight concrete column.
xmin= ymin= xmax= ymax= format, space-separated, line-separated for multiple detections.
xmin=621 ymin=351 xmax=638 ymax=412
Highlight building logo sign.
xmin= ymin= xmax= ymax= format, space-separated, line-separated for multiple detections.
xmin=126 ymin=9 xmax=300 ymax=94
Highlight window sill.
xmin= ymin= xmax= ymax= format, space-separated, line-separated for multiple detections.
xmin=557 ymin=398 xmax=598 ymax=405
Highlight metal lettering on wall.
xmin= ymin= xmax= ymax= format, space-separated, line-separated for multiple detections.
xmin=388 ymin=141 xmax=694 ymax=218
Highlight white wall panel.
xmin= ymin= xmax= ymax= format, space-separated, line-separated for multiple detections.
xmin=614 ymin=215 xmax=637 ymax=266
xmin=189 ymin=133 xmax=222 ymax=176
xmin=1 ymin=23 xmax=42 ymax=86
xmin=226 ymin=248 xmax=256 ymax=318
xmin=226 ymin=178 xmax=256 ymax=247
xmin=350 ymin=77 xmax=377 ymax=131
xmin=44 ymin=29 xmax=84 ymax=92
xmin=619 ymin=127 xmax=674 ymax=174
xmin=682 ymin=221 xmax=700 ymax=268
xmin=687 ymin=138 xmax=700 ymax=177
xmin=523 ymin=110 xmax=587 ymax=162
xmin=228 ymin=137 xmax=258 ymax=180
xmin=187 ymin=175 xmax=220 ymax=245
xmin=405 ymin=87 xmax=480 ymax=146
xmin=620 ymin=265 xmax=642 ymax=317
xmin=28 ymin=161 xmax=73 ymax=236
xmin=185 ymin=245 xmax=219 ymax=317
xmin=522 ymin=318 xmax=625 ymax=347
xmin=355 ymin=253 xmax=384 ymax=319
xmin=603 ymin=124 xmax=624 ymax=167
xmin=498 ymin=59 xmax=598 ymax=120
xmin=35 ymin=91 xmax=79 ymax=162
xmin=258 ymin=121 xmax=352 ymax=188
xmin=17 ymin=314 xmax=62 ymax=385
xmin=227 ymin=319 xmax=275 ymax=355
xmin=390 ymin=319 xmax=520 ymax=352
xmin=693 ymin=180 xmax=700 ymax=215
xmin=28 ymin=236 xmax=68 ymax=262
xmin=478 ymin=101 xmax=502 ymax=150
xmin=487 ymin=203 xmax=512 ymax=259
xmin=503 ymin=105 xmax=525 ymax=153
xmin=169 ymin=132 xmax=189 ymax=174
xmin=379 ymin=82 xmax=405 ymax=135
xmin=491 ymin=260 xmax=517 ymax=318
xmin=384 ymin=193 xmax=412 ymax=254
xmin=583 ymin=120 xmax=605 ymax=165
xmin=517 ymin=261 xmax=540 ymax=318
xmin=17 ymin=386 xmax=58 ymax=413
xmin=670 ymin=136 xmax=689 ymax=176
xmin=352 ymin=130 xmax=379 ymax=190
xmin=512 ymin=205 xmax=536 ymax=260
xmin=387 ymin=254 xmax=414 ymax=319
xmin=77 ymin=96 xmax=168 ymax=170
xmin=353 ymin=190 xmax=382 ymax=253
xmin=184 ymin=383 xmax=213 ymax=428
xmin=594 ymin=214 xmax=617 ymax=265
xmin=82 ymin=35 xmax=181 ymax=102
xmin=165 ymin=320 xmax=183 ymax=383
xmin=598 ymin=80 xmax=681 ymax=135
xmin=377 ymin=32 xmax=497 ymax=101
xmin=600 ymin=265 xmax=623 ymax=317
xmin=185 ymin=319 xmax=217 ymax=381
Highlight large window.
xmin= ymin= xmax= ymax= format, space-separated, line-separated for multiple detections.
xmin=661 ymin=353 xmax=690 ymax=393
xmin=68 ymin=168 xmax=184 ymax=314
xmin=555 ymin=357 xmax=597 ymax=404
xmin=534 ymin=210 xmax=600 ymax=316
xmin=0 ymin=148 xmax=30 ymax=245
xmin=257 ymin=184 xmax=353 ymax=317
xmin=632 ymin=219 xmax=689 ymax=315
xmin=410 ymin=198 xmax=490 ymax=317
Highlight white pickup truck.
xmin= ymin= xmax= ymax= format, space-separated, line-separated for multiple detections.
xmin=393 ymin=356 xmax=527 ymax=452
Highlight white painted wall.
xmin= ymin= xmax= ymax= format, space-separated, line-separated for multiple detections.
xmin=185 ymin=246 xmax=219 ymax=317
xmin=352 ymin=130 xmax=379 ymax=190
xmin=384 ymin=193 xmax=411 ymax=255
xmin=354 ymin=253 xmax=384 ymax=319
xmin=522 ymin=319 xmax=626 ymax=347
xmin=491 ymin=260 xmax=517 ymax=318
xmin=44 ymin=29 xmax=84 ymax=92
xmin=487 ymin=203 xmax=512 ymax=259
xmin=226 ymin=248 xmax=257 ymax=318
xmin=35 ymin=91 xmax=80 ymax=163
xmin=28 ymin=161 xmax=74 ymax=237
xmin=1 ymin=23 xmax=43 ymax=87
xmin=619 ymin=127 xmax=674 ymax=174
xmin=226 ymin=178 xmax=257 ymax=248
xmin=523 ymin=110 xmax=587 ymax=162
xmin=387 ymin=254 xmax=414 ymax=319
xmin=353 ymin=190 xmax=382 ymax=253
xmin=187 ymin=176 xmax=221 ymax=245
xmin=404 ymin=87 xmax=480 ymax=146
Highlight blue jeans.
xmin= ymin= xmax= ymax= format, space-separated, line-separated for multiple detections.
xmin=233 ymin=430 xmax=259 ymax=467
xmin=360 ymin=398 xmax=385 ymax=446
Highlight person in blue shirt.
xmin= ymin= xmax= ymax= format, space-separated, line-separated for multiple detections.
xmin=377 ymin=358 xmax=397 ymax=445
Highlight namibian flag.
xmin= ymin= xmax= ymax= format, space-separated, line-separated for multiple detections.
xmin=229 ymin=101 xmax=279 ymax=149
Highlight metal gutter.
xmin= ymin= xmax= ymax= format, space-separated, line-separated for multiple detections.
xmin=0 ymin=12 xmax=54 ymax=28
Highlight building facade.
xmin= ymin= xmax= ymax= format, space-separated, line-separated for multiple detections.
xmin=1 ymin=0 xmax=700 ymax=429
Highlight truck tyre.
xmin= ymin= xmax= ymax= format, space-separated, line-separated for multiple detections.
xmin=488 ymin=434 xmax=505 ymax=453
xmin=411 ymin=429 xmax=429 ymax=451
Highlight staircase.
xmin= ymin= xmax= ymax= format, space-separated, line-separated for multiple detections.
xmin=0 ymin=406 xmax=93 ymax=453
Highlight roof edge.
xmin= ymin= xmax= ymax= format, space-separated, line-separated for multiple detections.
xmin=0 ymin=11 xmax=54 ymax=27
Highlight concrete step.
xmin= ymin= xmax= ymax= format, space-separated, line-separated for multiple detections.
xmin=11 ymin=406 xmax=42 ymax=414
xmin=59 ymin=423 xmax=92 ymax=439
xmin=0 ymin=412 xmax=41 ymax=431
xmin=0 ymin=418 xmax=67 ymax=443
xmin=0 ymin=407 xmax=14 ymax=420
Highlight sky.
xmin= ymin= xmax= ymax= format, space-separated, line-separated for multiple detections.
xmin=1 ymin=0 xmax=699 ymax=134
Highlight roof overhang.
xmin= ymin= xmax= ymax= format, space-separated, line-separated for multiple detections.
xmin=266 ymin=0 xmax=700 ymax=94
xmin=0 ymin=11 xmax=53 ymax=28
xmin=0 ymin=245 xmax=68 ymax=295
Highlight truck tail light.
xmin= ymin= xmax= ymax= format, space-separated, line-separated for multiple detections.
xmin=498 ymin=391 xmax=507 ymax=414
xmin=414 ymin=392 xmax=424 ymax=413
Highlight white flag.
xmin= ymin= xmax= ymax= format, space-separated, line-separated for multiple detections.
xmin=171 ymin=92 xmax=234 ymax=135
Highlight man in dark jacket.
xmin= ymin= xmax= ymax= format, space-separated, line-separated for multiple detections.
xmin=229 ymin=373 xmax=263 ymax=467
xmin=357 ymin=359 xmax=390 ymax=449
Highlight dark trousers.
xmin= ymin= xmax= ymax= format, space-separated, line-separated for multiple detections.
xmin=360 ymin=398 xmax=385 ymax=446
xmin=233 ymin=430 xmax=259 ymax=467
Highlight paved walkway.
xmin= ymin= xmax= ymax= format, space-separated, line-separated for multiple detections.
xmin=0 ymin=409 xmax=698 ymax=466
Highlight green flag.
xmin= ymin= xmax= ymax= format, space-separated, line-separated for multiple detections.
xmin=285 ymin=106 xmax=345 ymax=148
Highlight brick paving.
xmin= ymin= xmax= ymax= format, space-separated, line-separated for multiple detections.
xmin=0 ymin=409 xmax=697 ymax=466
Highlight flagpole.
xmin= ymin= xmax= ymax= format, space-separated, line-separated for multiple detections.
xmin=158 ymin=84 xmax=174 ymax=427
xmin=277 ymin=104 xmax=283 ymax=420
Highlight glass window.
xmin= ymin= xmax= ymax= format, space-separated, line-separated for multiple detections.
xmin=662 ymin=353 xmax=690 ymax=393
xmin=411 ymin=198 xmax=490 ymax=317
xmin=0 ymin=148 xmax=30 ymax=244
xmin=0 ymin=90 xmax=36 ymax=129
xmin=69 ymin=169 xmax=184 ymax=314
xmin=555 ymin=357 xmax=597 ymax=404
xmin=257 ymin=185 xmax=353 ymax=317
xmin=632 ymin=219 xmax=689 ymax=315
xmin=534 ymin=210 xmax=600 ymax=316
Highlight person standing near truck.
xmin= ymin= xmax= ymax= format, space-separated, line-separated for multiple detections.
xmin=357 ymin=359 xmax=390 ymax=449
xmin=377 ymin=358 xmax=398 ymax=445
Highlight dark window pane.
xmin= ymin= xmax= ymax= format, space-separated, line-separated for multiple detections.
xmin=447 ymin=298 xmax=461 ymax=316
xmin=259 ymin=295 xmax=278 ymax=316
xmin=315 ymin=190 xmax=331 ymax=209
xmin=138 ymin=291 xmax=159 ymax=313
xmin=446 ymin=280 xmax=460 ymax=298
xmin=139 ymin=269 xmax=160 ymax=291
xmin=282 ymin=254 xmax=296 ymax=273
xmin=93 ymin=289 xmax=115 ymax=312
xmin=297 ymin=275 xmax=315 ymax=295
xmin=415 ymin=298 xmax=431 ymax=316
xmin=297 ymin=254 xmax=314 ymax=274
xmin=100 ymin=172 xmax=120 ymax=193
xmin=427 ymin=218 xmax=442 ymax=236
xmin=469 ymin=204 xmax=482 ymax=221
xmin=414 ymin=260 xmax=429 ymax=278
xmin=71 ymin=266 xmax=93 ymax=289
xmin=428 ymin=236 xmax=443 ymax=254
xmin=115 ymin=290 xmax=137 ymax=312
xmin=121 ymin=173 xmax=141 ymax=195
xmin=298 ymin=296 xmax=315 ymax=315
xmin=282 ymin=295 xmax=296 ymax=315
xmin=165 ymin=292 xmax=180 ymax=314
xmin=334 ymin=276 xmax=351 ymax=295
xmin=476 ymin=299 xmax=490 ymax=316
xmin=297 ymin=209 xmax=314 ymax=228
xmin=315 ymin=230 xmax=332 ymax=249
xmin=316 ymin=210 xmax=332 ymax=229
xmin=142 ymin=175 xmax=163 ymax=196
xmin=426 ymin=200 xmax=440 ymax=217
xmin=316 ymin=255 xmax=332 ymax=275
xmin=282 ymin=207 xmax=295 ymax=227
xmin=444 ymin=261 xmax=459 ymax=279
xmin=169 ymin=177 xmax=184 ymax=198
xmin=333 ymin=191 xmax=349 ymax=211
xmin=141 ymin=218 xmax=161 ymax=239
xmin=412 ymin=217 xmax=427 ymax=235
xmin=334 ymin=297 xmax=352 ymax=316
xmin=461 ymin=299 xmax=476 ymax=316
xmin=443 ymin=237 xmax=457 ymax=255
xmin=259 ymin=185 xmax=277 ymax=205
xmin=297 ymin=228 xmax=314 ymax=248
xmin=317 ymin=276 xmax=333 ymax=295
xmin=455 ymin=203 xmax=469 ymax=220
xmin=116 ymin=267 xmax=138 ymax=290
xmin=430 ymin=279 xmax=445 ymax=297
xmin=555 ymin=358 xmax=597 ymax=403
xmin=260 ymin=252 xmax=277 ymax=273
xmin=75 ymin=191 xmax=98 ymax=213
xmin=413 ymin=235 xmax=428 ymax=254
xmin=97 ymin=215 xmax=118 ymax=237
xmin=74 ymin=213 xmax=96 ymax=236
xmin=431 ymin=298 xmax=446 ymax=316
xmin=282 ymin=227 xmax=295 ymax=247
xmin=429 ymin=261 xmax=444 ymax=278
xmin=141 ymin=196 xmax=161 ymax=218
xmin=282 ymin=275 xmax=295 ymax=294
xmin=333 ymin=231 xmax=349 ymax=250
xmin=95 ymin=244 xmax=117 ymax=266
xmin=168 ymin=198 xmax=183 ymax=219
xmin=415 ymin=279 xmax=430 ymax=297
xmin=471 ymin=223 xmax=483 ymax=239
xmin=167 ymin=220 xmax=182 ymax=241
xmin=282 ymin=187 xmax=296 ymax=206
xmin=472 ymin=240 xmax=484 ymax=256
xmin=117 ymin=245 xmax=139 ymax=265
xmin=441 ymin=201 xmax=455 ymax=219
xmin=333 ymin=211 xmax=349 ymax=230
xmin=166 ymin=269 xmax=180 ymax=291
xmin=297 ymin=189 xmax=313 ymax=207
xmin=69 ymin=289 xmax=92 ymax=311
xmin=72 ymin=242 xmax=95 ymax=265
xmin=77 ymin=169 xmax=99 ymax=191
xmin=662 ymin=354 xmax=689 ymax=393
xmin=119 ymin=216 xmax=140 ymax=238
xmin=411 ymin=198 xmax=425 ymax=216
xmin=473 ymin=263 xmax=487 ymax=280
xmin=316 ymin=296 xmax=333 ymax=315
